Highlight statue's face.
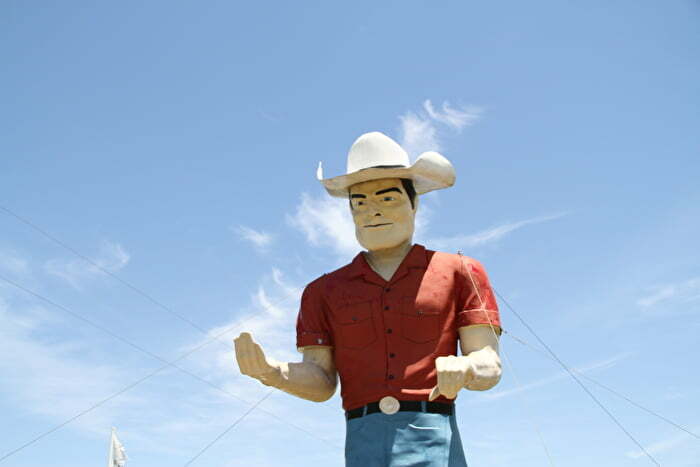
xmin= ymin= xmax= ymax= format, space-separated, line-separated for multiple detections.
xmin=349 ymin=177 xmax=417 ymax=251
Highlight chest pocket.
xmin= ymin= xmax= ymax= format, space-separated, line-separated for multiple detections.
xmin=400 ymin=296 xmax=442 ymax=344
xmin=331 ymin=299 xmax=377 ymax=350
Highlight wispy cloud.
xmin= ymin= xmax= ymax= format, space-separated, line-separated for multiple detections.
xmin=429 ymin=213 xmax=568 ymax=252
xmin=179 ymin=266 xmax=345 ymax=451
xmin=232 ymin=225 xmax=274 ymax=252
xmin=423 ymin=100 xmax=482 ymax=130
xmin=286 ymin=193 xmax=359 ymax=263
xmin=625 ymin=427 xmax=699 ymax=459
xmin=399 ymin=99 xmax=482 ymax=158
xmin=287 ymin=99 xmax=481 ymax=260
xmin=482 ymin=352 xmax=631 ymax=401
xmin=44 ymin=240 xmax=130 ymax=290
xmin=636 ymin=277 xmax=700 ymax=308
xmin=0 ymin=248 xmax=30 ymax=277
xmin=0 ymin=265 xmax=333 ymax=460
xmin=258 ymin=110 xmax=282 ymax=122
xmin=286 ymin=192 xmax=435 ymax=262
xmin=0 ymin=293 xmax=141 ymax=436
xmin=186 ymin=267 xmax=303 ymax=381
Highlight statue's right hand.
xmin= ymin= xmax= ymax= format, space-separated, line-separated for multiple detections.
xmin=233 ymin=332 xmax=280 ymax=384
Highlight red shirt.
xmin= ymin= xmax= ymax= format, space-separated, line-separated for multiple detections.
xmin=295 ymin=243 xmax=501 ymax=411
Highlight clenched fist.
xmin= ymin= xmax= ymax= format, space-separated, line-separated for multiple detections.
xmin=428 ymin=348 xmax=501 ymax=401
xmin=234 ymin=332 xmax=281 ymax=386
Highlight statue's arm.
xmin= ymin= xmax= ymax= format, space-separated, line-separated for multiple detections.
xmin=457 ymin=325 xmax=502 ymax=391
xmin=429 ymin=325 xmax=502 ymax=400
xmin=234 ymin=332 xmax=337 ymax=402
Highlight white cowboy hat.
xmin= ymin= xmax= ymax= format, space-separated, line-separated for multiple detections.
xmin=317 ymin=131 xmax=456 ymax=198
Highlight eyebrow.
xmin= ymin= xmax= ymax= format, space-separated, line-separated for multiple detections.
xmin=375 ymin=187 xmax=403 ymax=196
xmin=349 ymin=187 xmax=403 ymax=199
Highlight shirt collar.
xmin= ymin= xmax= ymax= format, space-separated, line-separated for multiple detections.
xmin=347 ymin=243 xmax=428 ymax=281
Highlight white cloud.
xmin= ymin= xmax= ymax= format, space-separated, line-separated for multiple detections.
xmin=625 ymin=427 xmax=699 ymax=459
xmin=173 ymin=266 xmax=345 ymax=452
xmin=429 ymin=213 xmax=568 ymax=252
xmin=232 ymin=225 xmax=274 ymax=252
xmin=181 ymin=267 xmax=305 ymax=400
xmin=482 ymin=352 xmax=631 ymax=401
xmin=399 ymin=99 xmax=482 ymax=158
xmin=44 ymin=240 xmax=130 ymax=289
xmin=636 ymin=277 xmax=700 ymax=308
xmin=0 ymin=294 xmax=141 ymax=436
xmin=399 ymin=111 xmax=440 ymax=158
xmin=286 ymin=191 xmax=436 ymax=263
xmin=287 ymin=99 xmax=483 ymax=260
xmin=286 ymin=192 xmax=360 ymax=263
xmin=423 ymin=100 xmax=482 ymax=131
xmin=0 ymin=277 xmax=334 ymax=462
xmin=0 ymin=253 xmax=340 ymax=463
xmin=0 ymin=248 xmax=30 ymax=277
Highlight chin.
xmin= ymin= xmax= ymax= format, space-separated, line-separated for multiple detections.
xmin=357 ymin=233 xmax=409 ymax=252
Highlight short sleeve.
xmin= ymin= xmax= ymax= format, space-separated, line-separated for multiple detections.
xmin=457 ymin=257 xmax=502 ymax=334
xmin=296 ymin=276 xmax=334 ymax=349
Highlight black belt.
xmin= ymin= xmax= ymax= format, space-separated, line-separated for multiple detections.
xmin=346 ymin=400 xmax=453 ymax=420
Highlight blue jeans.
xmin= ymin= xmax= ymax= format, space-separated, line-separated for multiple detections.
xmin=344 ymin=408 xmax=468 ymax=467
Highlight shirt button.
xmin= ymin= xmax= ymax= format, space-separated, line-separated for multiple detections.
xmin=384 ymin=305 xmax=390 ymax=310
xmin=385 ymin=287 xmax=391 ymax=292
xmin=389 ymin=353 xmax=395 ymax=358
xmin=386 ymin=328 xmax=393 ymax=334
xmin=388 ymin=374 xmax=395 ymax=380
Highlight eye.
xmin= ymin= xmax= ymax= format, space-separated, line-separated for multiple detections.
xmin=382 ymin=196 xmax=395 ymax=202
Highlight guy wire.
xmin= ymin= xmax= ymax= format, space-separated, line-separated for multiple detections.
xmin=183 ymin=389 xmax=275 ymax=466
xmin=0 ymin=204 xmax=233 ymax=353
xmin=458 ymin=252 xmax=555 ymax=466
xmin=503 ymin=329 xmax=700 ymax=441
xmin=492 ymin=288 xmax=660 ymax=466
xmin=0 ymin=279 xmax=340 ymax=463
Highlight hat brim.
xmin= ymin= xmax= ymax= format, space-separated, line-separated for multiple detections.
xmin=318 ymin=151 xmax=456 ymax=198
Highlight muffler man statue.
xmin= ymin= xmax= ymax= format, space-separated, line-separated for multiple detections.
xmin=235 ymin=131 xmax=502 ymax=466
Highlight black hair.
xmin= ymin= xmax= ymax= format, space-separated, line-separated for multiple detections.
xmin=348 ymin=178 xmax=417 ymax=210
xmin=400 ymin=178 xmax=417 ymax=209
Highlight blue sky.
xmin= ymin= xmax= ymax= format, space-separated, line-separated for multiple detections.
xmin=1 ymin=1 xmax=699 ymax=466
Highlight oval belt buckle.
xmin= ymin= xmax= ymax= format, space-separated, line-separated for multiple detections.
xmin=379 ymin=396 xmax=400 ymax=415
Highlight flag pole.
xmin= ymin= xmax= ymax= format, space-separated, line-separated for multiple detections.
xmin=107 ymin=427 xmax=115 ymax=467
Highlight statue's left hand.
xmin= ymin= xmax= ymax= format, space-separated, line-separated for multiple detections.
xmin=429 ymin=349 xmax=501 ymax=400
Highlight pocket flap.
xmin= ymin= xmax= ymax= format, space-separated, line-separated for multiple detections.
xmin=400 ymin=296 xmax=441 ymax=316
xmin=334 ymin=298 xmax=373 ymax=324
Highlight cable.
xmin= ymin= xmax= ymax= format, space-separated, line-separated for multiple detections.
xmin=183 ymin=390 xmax=275 ymax=466
xmin=492 ymin=289 xmax=661 ymax=466
xmin=0 ymin=279 xmax=339 ymax=463
xmin=0 ymin=204 xmax=232 ymax=353
xmin=504 ymin=329 xmax=700 ymax=441
xmin=2 ymin=206 xmax=665 ymax=463
xmin=458 ymin=253 xmax=555 ymax=466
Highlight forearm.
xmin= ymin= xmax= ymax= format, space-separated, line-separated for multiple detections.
xmin=261 ymin=359 xmax=337 ymax=402
xmin=463 ymin=346 xmax=501 ymax=390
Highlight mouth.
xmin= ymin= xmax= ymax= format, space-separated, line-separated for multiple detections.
xmin=364 ymin=223 xmax=393 ymax=228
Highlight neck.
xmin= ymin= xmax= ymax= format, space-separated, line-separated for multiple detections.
xmin=365 ymin=240 xmax=414 ymax=267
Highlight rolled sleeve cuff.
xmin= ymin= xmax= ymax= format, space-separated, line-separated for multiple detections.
xmin=457 ymin=308 xmax=501 ymax=333
xmin=296 ymin=330 xmax=332 ymax=348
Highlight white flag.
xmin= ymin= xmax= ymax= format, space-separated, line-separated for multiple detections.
xmin=108 ymin=428 xmax=127 ymax=467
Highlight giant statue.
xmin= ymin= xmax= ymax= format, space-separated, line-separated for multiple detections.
xmin=235 ymin=131 xmax=502 ymax=466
